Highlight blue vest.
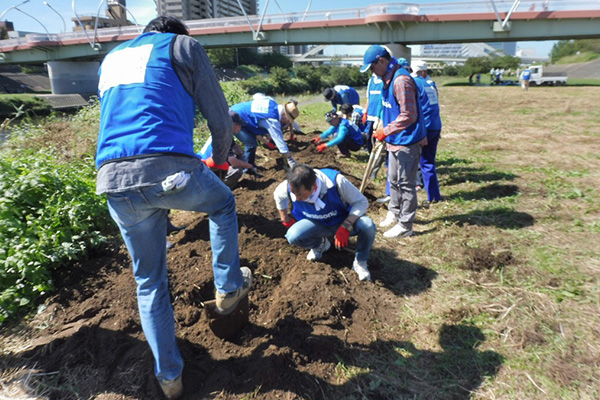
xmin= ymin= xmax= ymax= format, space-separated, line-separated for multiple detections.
xmin=381 ymin=67 xmax=427 ymax=146
xmin=340 ymin=119 xmax=364 ymax=145
xmin=366 ymin=75 xmax=383 ymax=120
xmin=290 ymin=169 xmax=349 ymax=227
xmin=231 ymin=96 xmax=279 ymax=136
xmin=96 ymin=32 xmax=196 ymax=168
xmin=333 ymin=85 xmax=360 ymax=108
xmin=414 ymin=75 xmax=442 ymax=132
xmin=522 ymin=69 xmax=531 ymax=80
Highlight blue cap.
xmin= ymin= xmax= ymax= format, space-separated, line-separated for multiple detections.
xmin=397 ymin=57 xmax=410 ymax=67
xmin=360 ymin=45 xmax=388 ymax=73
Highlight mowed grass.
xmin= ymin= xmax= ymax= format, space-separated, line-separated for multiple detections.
xmin=296 ymin=85 xmax=600 ymax=399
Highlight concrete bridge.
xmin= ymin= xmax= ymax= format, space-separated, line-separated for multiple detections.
xmin=0 ymin=1 xmax=598 ymax=94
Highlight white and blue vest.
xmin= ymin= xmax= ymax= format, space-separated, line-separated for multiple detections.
xmin=231 ymin=96 xmax=279 ymax=136
xmin=414 ymin=75 xmax=442 ymax=131
xmin=381 ymin=68 xmax=427 ymax=146
xmin=290 ymin=169 xmax=349 ymax=227
xmin=366 ymin=75 xmax=383 ymax=121
xmin=96 ymin=32 xmax=196 ymax=168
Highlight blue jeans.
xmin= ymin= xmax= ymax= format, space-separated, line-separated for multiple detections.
xmin=285 ymin=216 xmax=376 ymax=262
xmin=106 ymin=162 xmax=242 ymax=382
xmin=420 ymin=130 xmax=442 ymax=202
xmin=235 ymin=128 xmax=259 ymax=166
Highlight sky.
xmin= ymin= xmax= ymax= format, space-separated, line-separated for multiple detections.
xmin=2 ymin=0 xmax=556 ymax=58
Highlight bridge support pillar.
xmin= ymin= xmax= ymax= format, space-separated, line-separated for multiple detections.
xmin=385 ymin=43 xmax=411 ymax=62
xmin=47 ymin=61 xmax=99 ymax=96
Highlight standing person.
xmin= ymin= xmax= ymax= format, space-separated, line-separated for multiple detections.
xmin=520 ymin=66 xmax=531 ymax=91
xmin=323 ymin=85 xmax=360 ymax=111
xmin=311 ymin=110 xmax=364 ymax=157
xmin=198 ymin=110 xmax=258 ymax=189
xmin=411 ymin=61 xmax=443 ymax=203
xmin=230 ymin=93 xmax=299 ymax=169
xmin=274 ymin=164 xmax=376 ymax=281
xmin=361 ymin=45 xmax=427 ymax=238
xmin=96 ymin=16 xmax=252 ymax=399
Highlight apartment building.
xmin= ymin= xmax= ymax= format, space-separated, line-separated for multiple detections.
xmin=156 ymin=0 xmax=257 ymax=20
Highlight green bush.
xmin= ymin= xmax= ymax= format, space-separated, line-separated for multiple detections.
xmin=0 ymin=95 xmax=51 ymax=119
xmin=241 ymin=76 xmax=276 ymax=95
xmin=0 ymin=152 xmax=113 ymax=323
xmin=220 ymin=81 xmax=252 ymax=106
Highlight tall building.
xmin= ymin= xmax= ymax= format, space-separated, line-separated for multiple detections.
xmin=72 ymin=0 xmax=132 ymax=31
xmin=156 ymin=0 xmax=257 ymax=20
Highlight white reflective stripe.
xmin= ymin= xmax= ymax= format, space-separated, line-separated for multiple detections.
xmin=99 ymin=44 xmax=153 ymax=97
xmin=250 ymin=97 xmax=272 ymax=114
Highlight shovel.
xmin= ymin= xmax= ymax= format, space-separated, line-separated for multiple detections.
xmin=204 ymin=296 xmax=249 ymax=340
xmin=359 ymin=137 xmax=385 ymax=193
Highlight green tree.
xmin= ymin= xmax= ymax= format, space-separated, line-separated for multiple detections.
xmin=270 ymin=66 xmax=291 ymax=93
xmin=551 ymin=39 xmax=600 ymax=63
xmin=206 ymin=48 xmax=236 ymax=67
xmin=461 ymin=57 xmax=492 ymax=83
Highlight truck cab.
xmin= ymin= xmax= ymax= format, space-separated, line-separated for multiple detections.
xmin=528 ymin=65 xmax=568 ymax=86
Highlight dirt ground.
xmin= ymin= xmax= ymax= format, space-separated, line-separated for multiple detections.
xmin=2 ymin=134 xmax=429 ymax=400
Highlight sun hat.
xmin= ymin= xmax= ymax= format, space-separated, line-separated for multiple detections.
xmin=284 ymin=99 xmax=299 ymax=121
xmin=323 ymin=88 xmax=336 ymax=100
xmin=412 ymin=60 xmax=428 ymax=72
xmin=325 ymin=110 xmax=340 ymax=122
xmin=360 ymin=45 xmax=388 ymax=73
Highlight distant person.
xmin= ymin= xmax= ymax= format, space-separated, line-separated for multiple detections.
xmin=230 ymin=93 xmax=300 ymax=170
xmin=360 ymin=44 xmax=427 ymax=238
xmin=311 ymin=110 xmax=364 ymax=157
xmin=274 ymin=164 xmax=376 ymax=281
xmin=520 ymin=67 xmax=532 ymax=91
xmin=340 ymin=103 xmax=365 ymax=132
xmin=411 ymin=61 xmax=443 ymax=203
xmin=323 ymin=85 xmax=360 ymax=111
xmin=95 ymin=16 xmax=252 ymax=399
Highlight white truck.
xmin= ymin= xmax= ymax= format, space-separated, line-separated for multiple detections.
xmin=527 ymin=65 xmax=568 ymax=86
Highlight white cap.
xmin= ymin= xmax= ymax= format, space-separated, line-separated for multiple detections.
xmin=412 ymin=60 xmax=428 ymax=72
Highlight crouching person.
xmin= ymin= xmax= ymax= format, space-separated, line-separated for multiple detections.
xmin=273 ymin=164 xmax=376 ymax=281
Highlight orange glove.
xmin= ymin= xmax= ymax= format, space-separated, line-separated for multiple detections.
xmin=311 ymin=136 xmax=322 ymax=144
xmin=202 ymin=156 xmax=228 ymax=171
xmin=266 ymin=141 xmax=277 ymax=150
xmin=373 ymin=127 xmax=386 ymax=142
xmin=282 ymin=216 xmax=296 ymax=229
xmin=316 ymin=143 xmax=328 ymax=153
xmin=361 ymin=112 xmax=368 ymax=125
xmin=334 ymin=226 xmax=350 ymax=249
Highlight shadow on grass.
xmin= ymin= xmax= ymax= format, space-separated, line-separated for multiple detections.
xmin=446 ymin=183 xmax=520 ymax=201
xmin=438 ymin=167 xmax=517 ymax=186
xmin=438 ymin=206 xmax=534 ymax=229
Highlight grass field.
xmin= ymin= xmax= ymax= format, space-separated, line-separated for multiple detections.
xmin=293 ymin=85 xmax=600 ymax=399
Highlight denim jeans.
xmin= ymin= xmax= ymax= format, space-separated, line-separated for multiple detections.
xmin=235 ymin=128 xmax=259 ymax=166
xmin=106 ymin=161 xmax=242 ymax=382
xmin=285 ymin=216 xmax=376 ymax=262
xmin=420 ymin=130 xmax=442 ymax=202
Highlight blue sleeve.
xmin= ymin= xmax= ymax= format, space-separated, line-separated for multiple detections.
xmin=321 ymin=125 xmax=335 ymax=140
xmin=326 ymin=125 xmax=347 ymax=147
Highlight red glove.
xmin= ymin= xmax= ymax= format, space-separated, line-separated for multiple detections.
xmin=266 ymin=141 xmax=277 ymax=150
xmin=202 ymin=156 xmax=228 ymax=171
xmin=373 ymin=127 xmax=386 ymax=142
xmin=311 ymin=136 xmax=322 ymax=144
xmin=335 ymin=226 xmax=350 ymax=249
xmin=361 ymin=111 xmax=368 ymax=125
xmin=282 ymin=216 xmax=296 ymax=229
xmin=316 ymin=143 xmax=328 ymax=153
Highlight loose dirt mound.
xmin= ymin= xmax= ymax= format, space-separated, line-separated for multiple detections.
xmin=5 ymin=134 xmax=435 ymax=399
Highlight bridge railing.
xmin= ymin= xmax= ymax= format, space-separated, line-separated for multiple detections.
xmin=1 ymin=0 xmax=598 ymax=50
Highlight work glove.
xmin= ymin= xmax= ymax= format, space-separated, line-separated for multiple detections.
xmin=282 ymin=216 xmax=296 ymax=229
xmin=202 ymin=156 xmax=228 ymax=180
xmin=361 ymin=112 xmax=368 ymax=125
xmin=334 ymin=225 xmax=351 ymax=249
xmin=316 ymin=143 xmax=328 ymax=153
xmin=266 ymin=141 xmax=277 ymax=150
xmin=311 ymin=136 xmax=322 ymax=144
xmin=373 ymin=127 xmax=386 ymax=142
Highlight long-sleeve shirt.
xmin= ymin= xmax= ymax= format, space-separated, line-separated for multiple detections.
xmin=274 ymin=170 xmax=368 ymax=219
xmin=96 ymin=34 xmax=231 ymax=194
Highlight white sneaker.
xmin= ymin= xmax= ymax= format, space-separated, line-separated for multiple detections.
xmin=379 ymin=211 xmax=398 ymax=228
xmin=383 ymin=222 xmax=413 ymax=238
xmin=307 ymin=238 xmax=331 ymax=261
xmin=159 ymin=375 xmax=183 ymax=399
xmin=352 ymin=259 xmax=371 ymax=281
